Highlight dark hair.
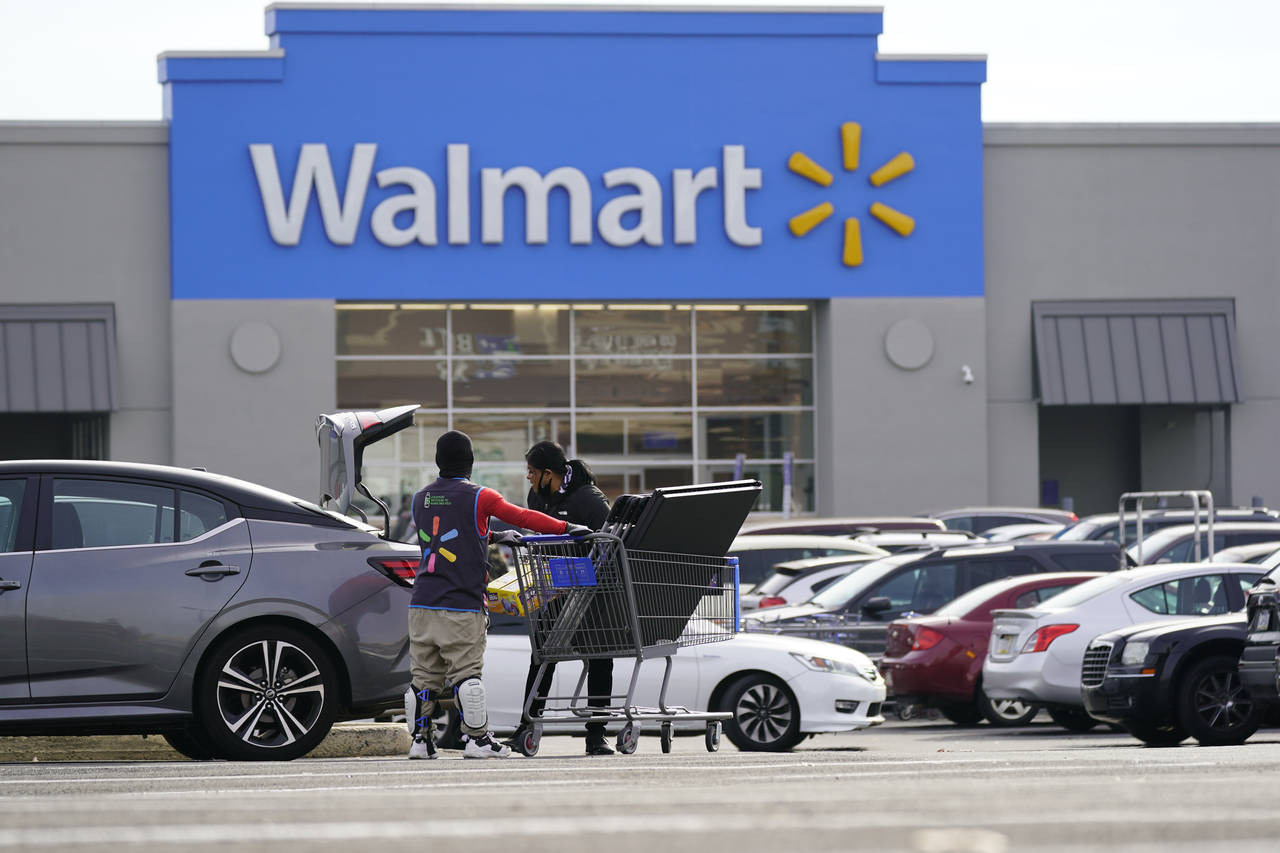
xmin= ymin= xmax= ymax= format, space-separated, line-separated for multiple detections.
xmin=526 ymin=441 xmax=596 ymax=489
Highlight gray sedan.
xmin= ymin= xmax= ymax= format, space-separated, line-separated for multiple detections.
xmin=0 ymin=410 xmax=420 ymax=761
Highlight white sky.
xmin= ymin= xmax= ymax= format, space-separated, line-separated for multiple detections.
xmin=1 ymin=0 xmax=1278 ymax=123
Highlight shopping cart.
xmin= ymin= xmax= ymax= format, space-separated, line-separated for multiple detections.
xmin=507 ymin=530 xmax=739 ymax=756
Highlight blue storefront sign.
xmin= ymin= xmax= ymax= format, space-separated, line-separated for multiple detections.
xmin=160 ymin=6 xmax=985 ymax=301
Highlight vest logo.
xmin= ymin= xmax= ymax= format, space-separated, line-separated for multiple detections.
xmin=786 ymin=122 xmax=916 ymax=267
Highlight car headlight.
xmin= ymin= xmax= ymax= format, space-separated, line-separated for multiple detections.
xmin=791 ymin=653 xmax=881 ymax=682
xmin=1119 ymin=640 xmax=1151 ymax=667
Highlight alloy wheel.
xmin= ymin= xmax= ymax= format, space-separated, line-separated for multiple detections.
xmin=734 ymin=682 xmax=795 ymax=745
xmin=215 ymin=639 xmax=326 ymax=750
xmin=1191 ymin=670 xmax=1253 ymax=731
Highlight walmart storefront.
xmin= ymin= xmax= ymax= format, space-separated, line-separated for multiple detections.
xmin=4 ymin=5 xmax=1279 ymax=516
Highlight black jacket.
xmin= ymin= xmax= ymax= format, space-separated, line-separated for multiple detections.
xmin=526 ymin=479 xmax=610 ymax=531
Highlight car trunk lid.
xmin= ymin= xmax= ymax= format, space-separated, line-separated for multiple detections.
xmin=987 ymin=609 xmax=1043 ymax=662
xmin=316 ymin=403 xmax=418 ymax=537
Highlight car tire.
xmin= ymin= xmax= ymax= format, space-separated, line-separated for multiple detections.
xmin=1047 ymin=706 xmax=1098 ymax=732
xmin=1123 ymin=720 xmax=1188 ymax=747
xmin=977 ymin=691 xmax=1039 ymax=727
xmin=719 ymin=674 xmax=804 ymax=752
xmin=195 ymin=624 xmax=338 ymax=762
xmin=162 ymin=727 xmax=218 ymax=760
xmin=1175 ymin=654 xmax=1261 ymax=746
xmin=939 ymin=701 xmax=984 ymax=726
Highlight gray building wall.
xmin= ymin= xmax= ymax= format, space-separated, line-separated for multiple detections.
xmin=0 ymin=123 xmax=172 ymax=464
xmin=983 ymin=124 xmax=1280 ymax=509
xmin=171 ymin=300 xmax=336 ymax=501
xmin=817 ymin=298 xmax=988 ymax=514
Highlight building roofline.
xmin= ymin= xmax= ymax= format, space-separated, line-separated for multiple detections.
xmin=985 ymin=123 xmax=1280 ymax=146
xmin=0 ymin=121 xmax=168 ymax=144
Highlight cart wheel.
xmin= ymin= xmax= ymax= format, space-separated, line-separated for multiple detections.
xmin=616 ymin=723 xmax=639 ymax=755
xmin=516 ymin=725 xmax=541 ymax=757
xmin=705 ymin=721 xmax=721 ymax=753
xmin=660 ymin=722 xmax=673 ymax=754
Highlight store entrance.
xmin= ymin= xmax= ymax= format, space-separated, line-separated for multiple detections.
xmin=0 ymin=414 xmax=109 ymax=460
xmin=1038 ymin=405 xmax=1230 ymax=516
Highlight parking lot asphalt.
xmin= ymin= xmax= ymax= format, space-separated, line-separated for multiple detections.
xmin=3 ymin=720 xmax=1280 ymax=852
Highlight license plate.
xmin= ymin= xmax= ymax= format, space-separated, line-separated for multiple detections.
xmin=992 ymin=636 xmax=1013 ymax=657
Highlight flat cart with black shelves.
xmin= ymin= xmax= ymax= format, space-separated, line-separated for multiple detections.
xmin=508 ymin=530 xmax=740 ymax=756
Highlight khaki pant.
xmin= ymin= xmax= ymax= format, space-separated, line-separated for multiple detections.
xmin=408 ymin=608 xmax=489 ymax=736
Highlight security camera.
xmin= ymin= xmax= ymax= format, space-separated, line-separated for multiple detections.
xmin=961 ymin=365 xmax=975 ymax=385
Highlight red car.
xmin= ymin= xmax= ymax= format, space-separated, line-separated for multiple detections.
xmin=881 ymin=572 xmax=1101 ymax=726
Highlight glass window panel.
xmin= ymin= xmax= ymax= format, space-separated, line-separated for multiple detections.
xmin=703 ymin=462 xmax=814 ymax=513
xmin=642 ymin=467 xmax=693 ymax=490
xmin=337 ymin=306 xmax=448 ymax=356
xmin=0 ymin=479 xmax=25 ymax=552
xmin=697 ymin=358 xmax=813 ymax=407
xmin=453 ymin=417 xmax=538 ymax=465
xmin=470 ymin=466 xmax=530 ymax=507
xmin=576 ymin=359 xmax=692 ymax=407
xmin=696 ymin=307 xmax=812 ymax=354
xmin=337 ymin=361 xmax=447 ymax=410
xmin=577 ymin=415 xmax=693 ymax=457
xmin=452 ymin=359 xmax=570 ymax=408
xmin=53 ymin=479 xmax=176 ymax=548
xmin=576 ymin=416 xmax=625 ymax=456
xmin=702 ymin=412 xmax=814 ymax=459
xmin=452 ymin=305 xmax=569 ymax=356
xmin=591 ymin=471 xmax=628 ymax=502
xmin=575 ymin=307 xmax=691 ymax=355
xmin=178 ymin=491 xmax=228 ymax=541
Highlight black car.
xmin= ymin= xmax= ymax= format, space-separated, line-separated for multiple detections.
xmin=1239 ymin=572 xmax=1280 ymax=713
xmin=1082 ymin=614 xmax=1261 ymax=746
xmin=741 ymin=540 xmax=1125 ymax=659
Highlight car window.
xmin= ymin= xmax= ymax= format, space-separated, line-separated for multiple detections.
xmin=0 ymin=479 xmax=26 ymax=552
xmin=53 ymin=479 xmax=178 ymax=549
xmin=866 ymin=561 xmax=957 ymax=615
xmin=1131 ymin=574 xmax=1230 ymax=616
xmin=178 ymin=491 xmax=229 ymax=541
xmin=1225 ymin=532 xmax=1280 ymax=551
xmin=1012 ymin=583 xmax=1077 ymax=609
xmin=752 ymin=572 xmax=795 ymax=596
xmin=730 ymin=551 xmax=765 ymax=586
xmin=1238 ymin=573 xmax=1265 ymax=596
xmin=942 ymin=517 xmax=973 ymax=532
xmin=1051 ymin=552 xmax=1121 ymax=573
xmin=970 ymin=515 xmax=1029 ymax=535
xmin=964 ymin=557 xmax=1038 ymax=591
xmin=809 ymin=574 xmax=842 ymax=595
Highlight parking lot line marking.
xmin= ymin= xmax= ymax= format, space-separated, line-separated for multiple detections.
xmin=0 ymin=805 xmax=1275 ymax=847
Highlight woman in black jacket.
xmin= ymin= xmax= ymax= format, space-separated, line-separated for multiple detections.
xmin=508 ymin=440 xmax=615 ymax=755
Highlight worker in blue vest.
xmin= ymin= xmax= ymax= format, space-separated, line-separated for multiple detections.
xmin=405 ymin=431 xmax=587 ymax=760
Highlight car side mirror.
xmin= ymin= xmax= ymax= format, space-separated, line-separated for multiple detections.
xmin=862 ymin=596 xmax=893 ymax=615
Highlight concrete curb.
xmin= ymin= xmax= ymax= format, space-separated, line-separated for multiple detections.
xmin=0 ymin=723 xmax=411 ymax=763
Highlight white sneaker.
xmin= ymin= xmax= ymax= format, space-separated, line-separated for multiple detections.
xmin=408 ymin=733 xmax=437 ymax=760
xmin=463 ymin=732 xmax=513 ymax=759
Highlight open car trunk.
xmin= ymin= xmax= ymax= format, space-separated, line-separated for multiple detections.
xmin=316 ymin=403 xmax=418 ymax=537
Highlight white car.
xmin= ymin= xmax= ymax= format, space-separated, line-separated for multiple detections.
xmin=743 ymin=553 xmax=880 ymax=611
xmin=481 ymin=613 xmax=886 ymax=752
xmin=1127 ymin=521 xmax=1280 ymax=564
xmin=982 ymin=523 xmax=1066 ymax=542
xmin=727 ymin=534 xmax=888 ymax=592
xmin=983 ymin=563 xmax=1266 ymax=729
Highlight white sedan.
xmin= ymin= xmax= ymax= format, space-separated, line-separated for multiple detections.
xmin=982 ymin=562 xmax=1265 ymax=729
xmin=481 ymin=613 xmax=886 ymax=752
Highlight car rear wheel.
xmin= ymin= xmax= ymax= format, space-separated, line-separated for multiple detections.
xmin=978 ymin=691 xmax=1039 ymax=727
xmin=1176 ymin=654 xmax=1260 ymax=746
xmin=1124 ymin=720 xmax=1188 ymax=747
xmin=1047 ymin=706 xmax=1098 ymax=732
xmin=196 ymin=625 xmax=338 ymax=761
xmin=720 ymin=674 xmax=804 ymax=752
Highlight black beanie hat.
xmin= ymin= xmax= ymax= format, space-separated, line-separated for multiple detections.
xmin=436 ymin=430 xmax=474 ymax=479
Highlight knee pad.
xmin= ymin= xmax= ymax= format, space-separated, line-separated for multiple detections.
xmin=455 ymin=677 xmax=488 ymax=731
xmin=405 ymin=685 xmax=435 ymax=735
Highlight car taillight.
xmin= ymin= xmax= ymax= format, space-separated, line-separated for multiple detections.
xmin=369 ymin=556 xmax=418 ymax=587
xmin=1021 ymin=623 xmax=1078 ymax=653
xmin=758 ymin=596 xmax=788 ymax=609
xmin=911 ymin=626 xmax=945 ymax=651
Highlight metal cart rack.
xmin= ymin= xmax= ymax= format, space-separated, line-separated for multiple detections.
xmin=508 ymin=530 xmax=739 ymax=756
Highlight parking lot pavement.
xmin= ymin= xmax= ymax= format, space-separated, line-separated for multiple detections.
xmin=3 ymin=720 xmax=1280 ymax=852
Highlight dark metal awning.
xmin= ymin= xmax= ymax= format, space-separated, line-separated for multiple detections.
xmin=0 ymin=304 xmax=118 ymax=413
xmin=1033 ymin=299 xmax=1240 ymax=406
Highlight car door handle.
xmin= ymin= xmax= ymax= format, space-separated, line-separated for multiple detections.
xmin=185 ymin=564 xmax=241 ymax=580
xmin=0 ymin=580 xmax=20 ymax=591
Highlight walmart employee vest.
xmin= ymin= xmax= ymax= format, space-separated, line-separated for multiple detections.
xmin=409 ymin=477 xmax=489 ymax=612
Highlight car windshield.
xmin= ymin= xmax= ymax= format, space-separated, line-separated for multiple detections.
xmin=807 ymin=552 xmax=923 ymax=608
xmin=1028 ymin=571 xmax=1132 ymax=609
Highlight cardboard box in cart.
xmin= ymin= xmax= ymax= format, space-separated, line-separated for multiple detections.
xmin=484 ymin=556 xmax=597 ymax=616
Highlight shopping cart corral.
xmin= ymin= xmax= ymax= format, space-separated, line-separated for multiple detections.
xmin=509 ymin=530 xmax=740 ymax=755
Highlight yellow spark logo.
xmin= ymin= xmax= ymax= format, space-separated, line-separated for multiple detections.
xmin=787 ymin=122 xmax=916 ymax=267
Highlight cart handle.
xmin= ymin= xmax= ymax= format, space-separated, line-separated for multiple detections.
xmin=521 ymin=533 xmax=583 ymax=543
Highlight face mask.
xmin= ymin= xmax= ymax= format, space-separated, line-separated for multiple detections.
xmin=536 ymin=471 xmax=555 ymax=500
